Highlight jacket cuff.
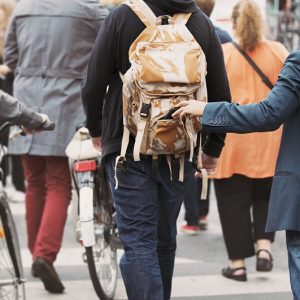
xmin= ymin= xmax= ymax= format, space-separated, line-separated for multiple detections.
xmin=202 ymin=138 xmax=223 ymax=158
xmin=19 ymin=105 xmax=44 ymax=129
xmin=88 ymin=126 xmax=102 ymax=138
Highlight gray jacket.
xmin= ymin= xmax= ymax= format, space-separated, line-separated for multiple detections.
xmin=0 ymin=90 xmax=43 ymax=128
xmin=202 ymin=51 xmax=300 ymax=232
xmin=4 ymin=0 xmax=108 ymax=156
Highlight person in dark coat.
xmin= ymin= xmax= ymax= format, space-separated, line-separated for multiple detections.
xmin=173 ymin=50 xmax=300 ymax=300
xmin=82 ymin=0 xmax=231 ymax=299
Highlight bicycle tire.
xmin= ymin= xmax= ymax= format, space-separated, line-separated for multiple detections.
xmin=85 ymin=224 xmax=118 ymax=300
xmin=0 ymin=195 xmax=25 ymax=300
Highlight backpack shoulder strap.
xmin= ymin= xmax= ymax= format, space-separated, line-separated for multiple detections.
xmin=123 ymin=0 xmax=157 ymax=27
xmin=173 ymin=13 xmax=192 ymax=25
xmin=172 ymin=13 xmax=194 ymax=42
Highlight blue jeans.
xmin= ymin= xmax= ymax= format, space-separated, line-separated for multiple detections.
xmin=104 ymin=153 xmax=194 ymax=300
xmin=286 ymin=230 xmax=300 ymax=300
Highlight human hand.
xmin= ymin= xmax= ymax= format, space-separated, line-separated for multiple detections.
xmin=21 ymin=113 xmax=51 ymax=135
xmin=91 ymin=136 xmax=102 ymax=151
xmin=172 ymin=100 xmax=207 ymax=119
xmin=10 ymin=113 xmax=53 ymax=140
xmin=0 ymin=64 xmax=12 ymax=77
xmin=195 ymin=153 xmax=218 ymax=177
xmin=39 ymin=113 xmax=50 ymax=124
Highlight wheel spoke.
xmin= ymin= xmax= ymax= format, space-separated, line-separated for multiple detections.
xmin=86 ymin=222 xmax=118 ymax=299
xmin=0 ymin=203 xmax=26 ymax=300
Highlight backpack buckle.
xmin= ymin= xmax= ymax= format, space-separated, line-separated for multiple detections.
xmin=140 ymin=103 xmax=150 ymax=118
xmin=156 ymin=15 xmax=174 ymax=25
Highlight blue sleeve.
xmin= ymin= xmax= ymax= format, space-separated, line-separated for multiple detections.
xmin=201 ymin=51 xmax=300 ymax=133
xmin=214 ymin=26 xmax=232 ymax=44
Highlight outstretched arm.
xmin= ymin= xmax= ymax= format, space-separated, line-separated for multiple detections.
xmin=173 ymin=51 xmax=300 ymax=134
xmin=0 ymin=90 xmax=45 ymax=129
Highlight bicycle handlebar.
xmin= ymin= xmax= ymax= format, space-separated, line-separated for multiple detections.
xmin=7 ymin=120 xmax=55 ymax=140
xmin=0 ymin=121 xmax=12 ymax=134
xmin=40 ymin=121 xmax=55 ymax=131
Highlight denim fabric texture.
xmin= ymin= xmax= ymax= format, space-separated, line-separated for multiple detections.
xmin=105 ymin=153 xmax=194 ymax=300
xmin=286 ymin=230 xmax=300 ymax=300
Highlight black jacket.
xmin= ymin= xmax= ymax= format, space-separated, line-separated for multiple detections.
xmin=81 ymin=0 xmax=231 ymax=158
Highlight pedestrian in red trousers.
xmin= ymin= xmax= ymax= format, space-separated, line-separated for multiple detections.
xmin=3 ymin=0 xmax=108 ymax=294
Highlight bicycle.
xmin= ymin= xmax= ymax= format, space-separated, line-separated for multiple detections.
xmin=0 ymin=120 xmax=55 ymax=300
xmin=67 ymin=127 xmax=123 ymax=300
xmin=0 ymin=122 xmax=26 ymax=300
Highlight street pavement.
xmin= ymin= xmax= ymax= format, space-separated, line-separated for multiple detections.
xmin=8 ymin=183 xmax=293 ymax=300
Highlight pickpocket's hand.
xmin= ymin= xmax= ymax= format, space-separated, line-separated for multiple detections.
xmin=172 ymin=100 xmax=207 ymax=119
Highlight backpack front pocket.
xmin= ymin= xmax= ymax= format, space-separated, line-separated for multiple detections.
xmin=150 ymin=119 xmax=187 ymax=153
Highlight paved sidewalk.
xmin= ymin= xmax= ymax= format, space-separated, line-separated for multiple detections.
xmin=9 ymin=184 xmax=293 ymax=300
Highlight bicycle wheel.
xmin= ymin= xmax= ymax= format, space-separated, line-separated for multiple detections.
xmin=85 ymin=222 xmax=118 ymax=300
xmin=0 ymin=196 xmax=25 ymax=300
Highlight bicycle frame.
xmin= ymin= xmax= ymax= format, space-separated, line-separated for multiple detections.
xmin=67 ymin=125 xmax=123 ymax=300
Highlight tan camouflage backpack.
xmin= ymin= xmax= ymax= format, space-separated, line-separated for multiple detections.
xmin=118 ymin=0 xmax=208 ymax=196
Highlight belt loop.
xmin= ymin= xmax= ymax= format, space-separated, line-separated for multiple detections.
xmin=152 ymin=154 xmax=159 ymax=172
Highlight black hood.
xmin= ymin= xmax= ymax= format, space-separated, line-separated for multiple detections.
xmin=145 ymin=0 xmax=199 ymax=14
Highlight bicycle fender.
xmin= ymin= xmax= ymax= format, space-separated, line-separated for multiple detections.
xmin=79 ymin=187 xmax=96 ymax=247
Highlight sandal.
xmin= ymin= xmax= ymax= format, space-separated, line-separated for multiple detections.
xmin=222 ymin=266 xmax=247 ymax=282
xmin=256 ymin=249 xmax=273 ymax=272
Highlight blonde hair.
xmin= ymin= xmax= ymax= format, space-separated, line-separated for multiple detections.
xmin=232 ymin=0 xmax=264 ymax=51
xmin=195 ymin=0 xmax=215 ymax=17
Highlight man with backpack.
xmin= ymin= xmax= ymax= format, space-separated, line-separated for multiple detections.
xmin=81 ymin=0 xmax=231 ymax=299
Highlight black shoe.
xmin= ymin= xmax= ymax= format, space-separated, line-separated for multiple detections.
xmin=32 ymin=257 xmax=65 ymax=293
xmin=31 ymin=265 xmax=39 ymax=278
xmin=256 ymin=249 xmax=273 ymax=272
xmin=222 ymin=266 xmax=247 ymax=282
